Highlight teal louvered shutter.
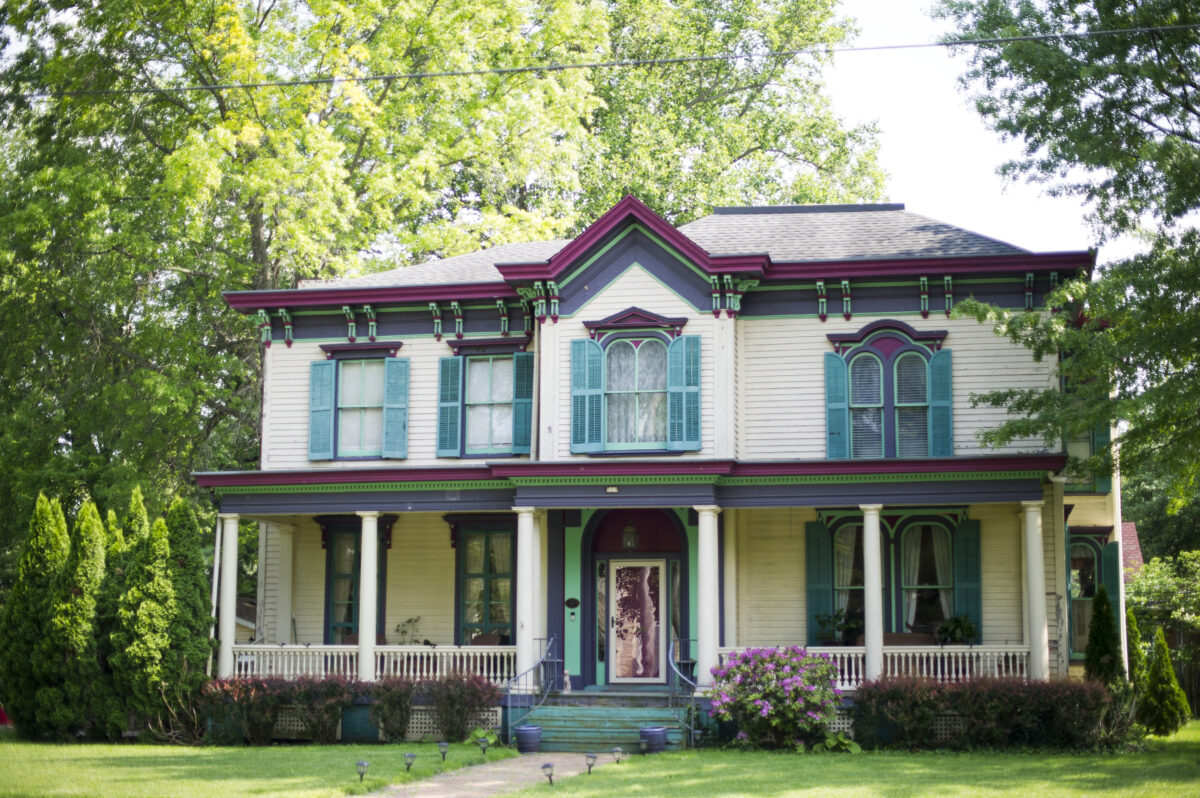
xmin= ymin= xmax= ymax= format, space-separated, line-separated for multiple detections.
xmin=570 ymin=338 xmax=603 ymax=453
xmin=806 ymin=522 xmax=834 ymax=646
xmin=928 ymin=349 xmax=954 ymax=457
xmin=667 ymin=335 xmax=701 ymax=451
xmin=952 ymin=519 xmax=982 ymax=643
xmin=1102 ymin=540 xmax=1121 ymax=593
xmin=437 ymin=357 xmax=463 ymax=457
xmin=1093 ymin=424 xmax=1112 ymax=492
xmin=824 ymin=352 xmax=849 ymax=459
xmin=381 ymin=357 xmax=410 ymax=459
xmin=511 ymin=352 xmax=534 ymax=455
xmin=308 ymin=360 xmax=336 ymax=460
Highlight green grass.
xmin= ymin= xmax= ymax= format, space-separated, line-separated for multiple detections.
xmin=514 ymin=721 xmax=1200 ymax=797
xmin=0 ymin=728 xmax=517 ymax=798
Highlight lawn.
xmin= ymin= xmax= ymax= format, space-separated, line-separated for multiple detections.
xmin=514 ymin=722 xmax=1200 ymax=798
xmin=0 ymin=729 xmax=517 ymax=798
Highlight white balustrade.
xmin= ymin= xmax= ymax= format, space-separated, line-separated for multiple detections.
xmin=717 ymin=645 xmax=1029 ymax=692
xmin=228 ymin=644 xmax=515 ymax=684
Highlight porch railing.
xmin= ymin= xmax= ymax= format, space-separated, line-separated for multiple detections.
xmin=229 ymin=644 xmax=516 ymax=684
xmin=717 ymin=645 xmax=1029 ymax=691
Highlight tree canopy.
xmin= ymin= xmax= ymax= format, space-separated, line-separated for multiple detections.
xmin=938 ymin=0 xmax=1200 ymax=508
xmin=0 ymin=0 xmax=883 ymax=595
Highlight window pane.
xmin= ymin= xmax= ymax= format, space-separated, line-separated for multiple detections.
xmin=607 ymin=342 xmax=636 ymax=391
xmin=1070 ymin=544 xmax=1097 ymax=598
xmin=466 ymin=405 xmax=490 ymax=448
xmin=852 ymin=407 xmax=883 ymax=458
xmin=639 ymin=392 xmax=667 ymax=442
xmin=463 ymin=602 xmax=484 ymax=624
xmin=491 ymin=404 xmax=513 ymax=447
xmin=489 ymin=536 xmax=512 ymax=574
xmin=638 ymin=340 xmax=668 ymax=390
xmin=466 ymin=358 xmax=491 ymax=403
xmin=896 ymin=354 xmax=927 ymax=404
xmin=607 ymin=393 xmax=638 ymax=443
xmin=897 ymin=407 xmax=928 ymax=457
xmin=340 ymin=361 xmax=363 ymax=406
xmin=464 ymin=535 xmax=485 ymax=574
xmin=489 ymin=602 xmax=510 ymax=623
xmin=850 ymin=356 xmax=881 ymax=405
xmin=1071 ymin=599 xmax=1093 ymax=652
xmin=834 ymin=526 xmax=864 ymax=588
xmin=463 ymin=577 xmax=485 ymax=607
xmin=333 ymin=534 xmax=357 ymax=574
xmin=339 ymin=410 xmax=362 ymax=452
xmin=491 ymin=357 xmax=513 ymax=401
xmin=362 ymin=360 xmax=385 ymax=405
xmin=361 ymin=408 xmax=383 ymax=451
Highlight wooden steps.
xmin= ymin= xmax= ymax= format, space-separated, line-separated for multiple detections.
xmin=522 ymin=702 xmax=686 ymax=753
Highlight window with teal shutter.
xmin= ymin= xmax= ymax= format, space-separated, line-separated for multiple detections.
xmin=928 ymin=349 xmax=953 ymax=457
xmin=570 ymin=338 xmax=604 ymax=453
xmin=308 ymin=360 xmax=336 ymax=460
xmin=1092 ymin=424 xmax=1112 ymax=493
xmin=437 ymin=356 xmax=463 ymax=457
xmin=381 ymin=358 xmax=410 ymax=459
xmin=824 ymin=353 xmax=849 ymax=459
xmin=952 ymin=519 xmax=982 ymax=643
xmin=1102 ymin=540 xmax=1121 ymax=594
xmin=667 ymin=335 xmax=701 ymax=451
xmin=512 ymin=352 xmax=534 ymax=454
xmin=805 ymin=522 xmax=834 ymax=645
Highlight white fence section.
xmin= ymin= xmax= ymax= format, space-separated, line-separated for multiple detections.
xmin=230 ymin=644 xmax=516 ymax=684
xmin=717 ymin=645 xmax=1029 ymax=691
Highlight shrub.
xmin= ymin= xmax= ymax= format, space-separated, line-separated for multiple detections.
xmin=202 ymin=678 xmax=290 ymax=746
xmin=427 ymin=674 xmax=500 ymax=743
xmin=1126 ymin=608 xmax=1148 ymax=695
xmin=950 ymin=678 xmax=1041 ymax=748
xmin=1018 ymin=678 xmax=1108 ymax=749
xmin=1138 ymin=626 xmax=1191 ymax=736
xmin=849 ymin=678 xmax=944 ymax=750
xmin=371 ymin=678 xmax=418 ymax=742
xmin=1084 ymin=584 xmax=1125 ymax=688
xmin=707 ymin=646 xmax=840 ymax=749
xmin=290 ymin=676 xmax=356 ymax=744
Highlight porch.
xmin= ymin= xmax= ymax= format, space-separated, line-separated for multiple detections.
xmin=230 ymin=643 xmax=517 ymax=685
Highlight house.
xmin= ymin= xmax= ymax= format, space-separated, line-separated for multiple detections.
xmin=195 ymin=195 xmax=1125 ymax=726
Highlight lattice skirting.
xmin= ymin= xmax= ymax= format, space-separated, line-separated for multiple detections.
xmin=831 ymin=710 xmax=967 ymax=742
xmin=272 ymin=706 xmax=502 ymax=742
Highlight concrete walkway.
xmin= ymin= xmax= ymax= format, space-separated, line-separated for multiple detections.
xmin=378 ymin=753 xmax=608 ymax=797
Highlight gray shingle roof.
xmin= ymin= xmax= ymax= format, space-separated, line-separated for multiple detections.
xmin=304 ymin=205 xmax=1027 ymax=290
xmin=678 ymin=204 xmax=1028 ymax=261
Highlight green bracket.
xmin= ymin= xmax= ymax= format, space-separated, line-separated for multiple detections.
xmin=710 ymin=276 xmax=722 ymax=316
xmin=816 ymin=280 xmax=827 ymax=322
xmin=519 ymin=298 xmax=532 ymax=333
xmin=531 ymin=282 xmax=548 ymax=322
xmin=722 ymin=274 xmax=735 ymax=316
xmin=919 ymin=276 xmax=929 ymax=319
xmin=256 ymin=309 xmax=272 ymax=347
xmin=450 ymin=301 xmax=464 ymax=339
xmin=547 ymin=280 xmax=560 ymax=322
xmin=278 ymin=308 xmax=293 ymax=348
xmin=841 ymin=280 xmax=852 ymax=321
xmin=429 ymin=302 xmax=443 ymax=341
xmin=342 ymin=305 xmax=357 ymax=342
xmin=943 ymin=276 xmax=954 ymax=317
xmin=1025 ymin=273 xmax=1035 ymax=311
xmin=364 ymin=304 xmax=377 ymax=341
xmin=496 ymin=299 xmax=510 ymax=336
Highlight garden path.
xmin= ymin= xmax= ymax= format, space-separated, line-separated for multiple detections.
xmin=378 ymin=752 xmax=606 ymax=797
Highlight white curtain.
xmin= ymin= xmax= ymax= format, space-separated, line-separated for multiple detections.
xmin=903 ymin=527 xmax=922 ymax=629
xmin=932 ymin=527 xmax=953 ymax=619
xmin=834 ymin=527 xmax=858 ymax=612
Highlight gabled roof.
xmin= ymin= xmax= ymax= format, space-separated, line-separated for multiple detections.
xmin=309 ymin=239 xmax=570 ymax=289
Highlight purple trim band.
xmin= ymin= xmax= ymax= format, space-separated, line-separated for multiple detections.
xmin=446 ymin=334 xmax=532 ymax=355
xmin=319 ymin=342 xmax=402 ymax=357
xmin=195 ymin=466 xmax=494 ymax=488
xmin=827 ymin=319 xmax=947 ymax=347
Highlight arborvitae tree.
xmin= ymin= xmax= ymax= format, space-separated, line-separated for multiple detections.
xmin=1085 ymin=583 xmax=1126 ymax=688
xmin=1126 ymin=608 xmax=1148 ymax=696
xmin=111 ymin=516 xmax=177 ymax=729
xmin=0 ymin=494 xmax=69 ymax=736
xmin=159 ymin=499 xmax=212 ymax=735
xmin=43 ymin=500 xmax=106 ymax=739
xmin=1138 ymin=626 xmax=1191 ymax=736
xmin=92 ymin=499 xmax=136 ymax=738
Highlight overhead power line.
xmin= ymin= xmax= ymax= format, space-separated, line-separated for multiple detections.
xmin=4 ymin=22 xmax=1199 ymax=101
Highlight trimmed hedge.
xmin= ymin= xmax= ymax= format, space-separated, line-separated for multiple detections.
xmin=850 ymin=677 xmax=1110 ymax=750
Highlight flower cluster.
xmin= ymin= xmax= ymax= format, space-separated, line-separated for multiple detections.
xmin=707 ymin=646 xmax=839 ymax=749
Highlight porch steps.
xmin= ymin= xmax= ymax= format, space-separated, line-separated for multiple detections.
xmin=521 ymin=701 xmax=686 ymax=753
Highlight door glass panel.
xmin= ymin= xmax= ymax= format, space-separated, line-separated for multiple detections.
xmin=596 ymin=561 xmax=607 ymax=663
xmin=611 ymin=562 xmax=662 ymax=681
xmin=464 ymin=534 xmax=485 ymax=573
xmin=490 ymin=536 xmax=512 ymax=573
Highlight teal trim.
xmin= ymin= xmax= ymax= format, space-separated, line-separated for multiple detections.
xmin=805 ymin=522 xmax=834 ymax=645
xmin=1102 ymin=540 xmax=1121 ymax=593
xmin=436 ymin=357 xmax=463 ymax=457
xmin=570 ymin=338 xmax=604 ymax=453
xmin=308 ymin=360 xmax=336 ymax=460
xmin=381 ymin=358 xmax=409 ymax=459
xmin=952 ymin=519 xmax=982 ymax=643
xmin=929 ymin=349 xmax=954 ymax=457
xmin=512 ymin=353 xmax=534 ymax=455
xmin=456 ymin=527 xmax=515 ymax=644
xmin=564 ymin=519 xmax=583 ymax=679
xmin=824 ymin=352 xmax=850 ymax=459
xmin=667 ymin=335 xmax=701 ymax=451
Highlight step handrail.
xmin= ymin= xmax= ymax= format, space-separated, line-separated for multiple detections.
xmin=666 ymin=638 xmax=700 ymax=744
xmin=502 ymin=636 xmax=559 ymax=738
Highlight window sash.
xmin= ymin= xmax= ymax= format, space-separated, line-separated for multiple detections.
xmin=337 ymin=360 xmax=385 ymax=457
xmin=605 ymin=339 xmax=668 ymax=445
xmin=459 ymin=529 xmax=515 ymax=643
xmin=464 ymin=356 xmax=515 ymax=453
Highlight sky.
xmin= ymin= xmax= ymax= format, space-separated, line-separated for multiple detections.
xmin=824 ymin=0 xmax=1133 ymax=265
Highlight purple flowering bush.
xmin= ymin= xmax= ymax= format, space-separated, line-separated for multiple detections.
xmin=707 ymin=646 xmax=840 ymax=749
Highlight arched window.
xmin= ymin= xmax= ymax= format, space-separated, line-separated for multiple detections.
xmin=901 ymin=524 xmax=953 ymax=634
xmin=605 ymin=339 xmax=668 ymax=446
xmin=895 ymin=352 xmax=929 ymax=458
xmin=1069 ymin=542 xmax=1098 ymax=654
xmin=849 ymin=355 xmax=883 ymax=458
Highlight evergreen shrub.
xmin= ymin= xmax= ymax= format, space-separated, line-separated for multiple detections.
xmin=427 ymin=674 xmax=500 ymax=743
xmin=1126 ymin=608 xmax=1148 ymax=695
xmin=1138 ymin=627 xmax=1191 ymax=736
xmin=707 ymin=646 xmax=840 ymax=749
xmin=1084 ymin=584 xmax=1125 ymax=687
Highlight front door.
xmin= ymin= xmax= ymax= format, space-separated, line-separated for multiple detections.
xmin=608 ymin=560 xmax=666 ymax=684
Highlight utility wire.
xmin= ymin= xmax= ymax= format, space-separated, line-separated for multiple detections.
xmin=4 ymin=22 xmax=1200 ymax=101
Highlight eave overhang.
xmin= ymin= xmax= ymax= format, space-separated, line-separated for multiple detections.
xmin=223 ymin=281 xmax=519 ymax=313
xmin=761 ymin=251 xmax=1094 ymax=282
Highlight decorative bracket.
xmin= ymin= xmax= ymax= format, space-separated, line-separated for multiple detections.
xmin=450 ymin=301 xmax=464 ymax=339
xmin=532 ymin=282 xmax=548 ymax=323
xmin=518 ymin=298 xmax=532 ymax=333
xmin=710 ymin=276 xmax=722 ymax=318
xmin=363 ymin=304 xmax=377 ymax=341
xmin=278 ymin=308 xmax=293 ymax=348
xmin=1025 ymin=272 xmax=1035 ymax=311
xmin=841 ymin=280 xmax=852 ymax=321
xmin=943 ymin=276 xmax=954 ymax=317
xmin=342 ymin=305 xmax=357 ymax=342
xmin=919 ymin=277 xmax=929 ymax=319
xmin=816 ymin=280 xmax=827 ymax=322
xmin=729 ymin=278 xmax=757 ymax=318
xmin=1049 ymin=272 xmax=1061 ymax=314
xmin=256 ymin=309 xmax=272 ymax=347
xmin=496 ymin=299 xmax=510 ymax=336
xmin=547 ymin=280 xmax=560 ymax=323
xmin=429 ymin=302 xmax=443 ymax=341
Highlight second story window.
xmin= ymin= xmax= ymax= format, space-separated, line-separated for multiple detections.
xmin=309 ymin=352 xmax=409 ymax=461
xmin=338 ymin=359 xmax=384 ymax=457
xmin=436 ymin=352 xmax=533 ymax=458
xmin=605 ymin=339 xmax=668 ymax=447
xmin=466 ymin=356 xmax=515 ymax=454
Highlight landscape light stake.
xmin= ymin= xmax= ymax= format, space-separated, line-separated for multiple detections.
xmin=356 ymin=761 xmax=369 ymax=783
xmin=585 ymin=753 xmax=597 ymax=774
xmin=542 ymin=763 xmax=554 ymax=786
xmin=478 ymin=736 xmax=489 ymax=757
xmin=611 ymin=746 xmax=624 ymax=763
xmin=438 ymin=741 xmax=449 ymax=761
xmin=405 ymin=753 xmax=416 ymax=772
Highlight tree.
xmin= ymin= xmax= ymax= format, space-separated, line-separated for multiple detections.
xmin=0 ymin=0 xmax=883 ymax=597
xmin=159 ymin=498 xmax=213 ymax=738
xmin=1123 ymin=465 xmax=1200 ymax=559
xmin=1084 ymin=584 xmax=1125 ymax=688
xmin=1126 ymin=608 xmax=1148 ymax=696
xmin=1139 ymin=626 xmax=1191 ymax=735
xmin=90 ymin=508 xmax=130 ymax=739
xmin=43 ymin=500 xmax=106 ymax=739
xmin=0 ymin=494 xmax=69 ymax=736
xmin=938 ymin=1 xmax=1200 ymax=503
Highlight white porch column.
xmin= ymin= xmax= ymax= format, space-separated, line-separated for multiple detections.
xmin=695 ymin=505 xmax=721 ymax=687
xmin=514 ymin=507 xmax=538 ymax=682
xmin=861 ymin=504 xmax=884 ymax=682
xmin=1022 ymin=500 xmax=1049 ymax=680
xmin=217 ymin=513 xmax=240 ymax=679
xmin=276 ymin=524 xmax=295 ymax=643
xmin=357 ymin=511 xmax=379 ymax=682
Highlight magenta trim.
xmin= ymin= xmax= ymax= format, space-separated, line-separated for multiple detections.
xmin=195 ymin=467 xmax=494 ymax=488
xmin=488 ymin=460 xmax=736 ymax=478
xmin=729 ymin=454 xmax=1067 ymax=477
xmin=446 ymin=334 xmax=532 ymax=355
xmin=765 ymin=251 xmax=1093 ymax=281
xmin=224 ymin=283 xmax=519 ymax=312
xmin=583 ymin=306 xmax=689 ymax=339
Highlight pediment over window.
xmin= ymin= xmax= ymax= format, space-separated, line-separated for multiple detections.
xmin=582 ymin=307 xmax=689 ymax=340
xmin=827 ymin=319 xmax=947 ymax=355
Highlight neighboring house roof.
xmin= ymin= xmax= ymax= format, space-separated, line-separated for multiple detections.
xmin=303 ymin=203 xmax=1029 ymax=291
xmin=1122 ymin=521 xmax=1145 ymax=582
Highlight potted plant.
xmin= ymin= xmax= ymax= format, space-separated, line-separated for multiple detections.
xmin=815 ymin=609 xmax=864 ymax=646
xmin=935 ymin=614 xmax=978 ymax=646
